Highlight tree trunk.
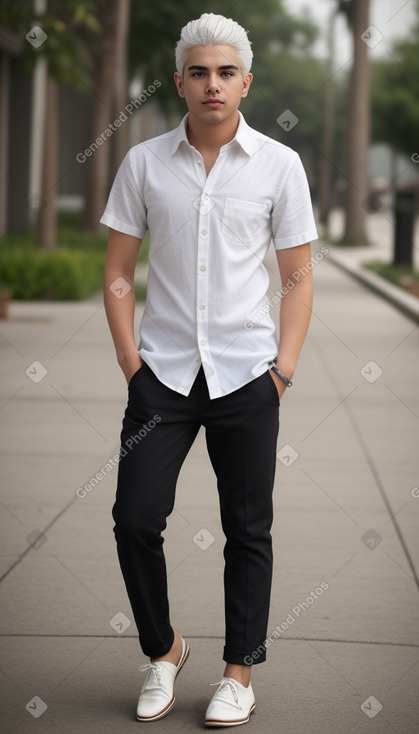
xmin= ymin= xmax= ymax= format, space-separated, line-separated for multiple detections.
xmin=343 ymin=0 xmax=370 ymax=244
xmin=318 ymin=7 xmax=336 ymax=230
xmin=38 ymin=76 xmax=58 ymax=249
xmin=111 ymin=0 xmax=131 ymax=180
xmin=81 ymin=0 xmax=120 ymax=232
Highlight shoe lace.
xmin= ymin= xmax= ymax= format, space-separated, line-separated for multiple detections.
xmin=138 ymin=662 xmax=163 ymax=689
xmin=210 ymin=679 xmax=242 ymax=710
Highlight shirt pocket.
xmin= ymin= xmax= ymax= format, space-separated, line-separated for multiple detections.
xmin=222 ymin=198 xmax=269 ymax=244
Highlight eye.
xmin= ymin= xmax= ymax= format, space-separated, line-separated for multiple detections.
xmin=191 ymin=72 xmax=204 ymax=77
xmin=221 ymin=71 xmax=233 ymax=77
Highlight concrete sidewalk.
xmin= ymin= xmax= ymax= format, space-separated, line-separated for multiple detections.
xmin=0 ymin=242 xmax=418 ymax=733
xmin=326 ymin=208 xmax=419 ymax=323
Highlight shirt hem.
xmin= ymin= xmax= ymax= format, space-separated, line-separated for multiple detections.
xmin=141 ymin=352 xmax=276 ymax=400
xmin=274 ymin=229 xmax=319 ymax=250
xmin=273 ymin=229 xmax=319 ymax=250
xmin=99 ymin=214 xmax=146 ymax=239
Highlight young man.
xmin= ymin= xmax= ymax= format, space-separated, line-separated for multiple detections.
xmin=101 ymin=13 xmax=318 ymax=728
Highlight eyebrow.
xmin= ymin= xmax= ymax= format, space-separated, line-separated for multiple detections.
xmin=187 ymin=65 xmax=239 ymax=71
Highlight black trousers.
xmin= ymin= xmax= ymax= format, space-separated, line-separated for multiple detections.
xmin=112 ymin=362 xmax=280 ymax=665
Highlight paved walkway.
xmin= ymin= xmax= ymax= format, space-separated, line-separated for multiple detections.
xmin=0 ymin=236 xmax=418 ymax=733
xmin=327 ymin=208 xmax=419 ymax=323
xmin=328 ymin=207 xmax=419 ymax=269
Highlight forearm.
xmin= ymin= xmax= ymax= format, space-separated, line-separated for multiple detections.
xmin=104 ymin=270 xmax=137 ymax=366
xmin=276 ymin=274 xmax=313 ymax=378
xmin=103 ymin=229 xmax=143 ymax=381
xmin=104 ymin=269 xmax=141 ymax=371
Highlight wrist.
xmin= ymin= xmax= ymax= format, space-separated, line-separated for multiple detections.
xmin=118 ymin=350 xmax=143 ymax=384
xmin=273 ymin=357 xmax=295 ymax=380
xmin=269 ymin=361 xmax=293 ymax=387
xmin=117 ymin=348 xmax=141 ymax=369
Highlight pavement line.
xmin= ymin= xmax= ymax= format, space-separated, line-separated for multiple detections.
xmin=315 ymin=341 xmax=419 ymax=591
xmin=49 ymin=303 xmax=104 ymax=359
xmin=0 ymin=634 xmax=418 ymax=647
xmin=345 ymin=411 xmax=419 ymax=589
xmin=0 ymin=495 xmax=77 ymax=584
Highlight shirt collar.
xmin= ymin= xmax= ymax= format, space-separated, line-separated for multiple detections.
xmin=169 ymin=111 xmax=261 ymax=158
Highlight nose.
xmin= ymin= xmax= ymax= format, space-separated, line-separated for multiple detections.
xmin=206 ymin=73 xmax=220 ymax=94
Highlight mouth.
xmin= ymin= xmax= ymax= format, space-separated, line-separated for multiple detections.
xmin=203 ymin=99 xmax=224 ymax=106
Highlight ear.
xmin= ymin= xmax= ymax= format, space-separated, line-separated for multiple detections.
xmin=174 ymin=71 xmax=185 ymax=98
xmin=241 ymin=72 xmax=253 ymax=98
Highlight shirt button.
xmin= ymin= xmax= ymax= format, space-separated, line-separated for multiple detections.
xmin=201 ymin=339 xmax=206 ymax=346
xmin=203 ymin=193 xmax=209 ymax=200
xmin=199 ymin=304 xmax=206 ymax=310
xmin=201 ymin=229 xmax=207 ymax=236
xmin=200 ymin=265 xmax=206 ymax=272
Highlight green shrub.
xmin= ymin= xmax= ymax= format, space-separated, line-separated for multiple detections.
xmin=0 ymin=249 xmax=106 ymax=300
xmin=134 ymin=283 xmax=147 ymax=301
xmin=0 ymin=217 xmax=149 ymax=300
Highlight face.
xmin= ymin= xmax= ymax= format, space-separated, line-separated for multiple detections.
xmin=174 ymin=44 xmax=252 ymax=126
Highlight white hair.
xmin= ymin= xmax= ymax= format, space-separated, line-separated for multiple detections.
xmin=175 ymin=13 xmax=253 ymax=75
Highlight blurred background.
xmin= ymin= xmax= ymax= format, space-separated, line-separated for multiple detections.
xmin=0 ymin=0 xmax=418 ymax=304
xmin=1 ymin=7 xmax=419 ymax=731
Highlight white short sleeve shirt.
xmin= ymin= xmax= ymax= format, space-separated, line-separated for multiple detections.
xmin=100 ymin=111 xmax=318 ymax=399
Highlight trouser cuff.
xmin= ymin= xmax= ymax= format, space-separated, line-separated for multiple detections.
xmin=223 ymin=645 xmax=266 ymax=666
xmin=141 ymin=625 xmax=174 ymax=660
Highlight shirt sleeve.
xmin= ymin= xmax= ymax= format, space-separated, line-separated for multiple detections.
xmin=271 ymin=154 xmax=318 ymax=249
xmin=99 ymin=148 xmax=147 ymax=238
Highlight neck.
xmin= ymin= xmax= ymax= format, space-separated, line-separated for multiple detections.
xmin=186 ymin=110 xmax=240 ymax=151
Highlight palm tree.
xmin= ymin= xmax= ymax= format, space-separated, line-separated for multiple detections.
xmin=339 ymin=0 xmax=371 ymax=244
xmin=82 ymin=0 xmax=131 ymax=232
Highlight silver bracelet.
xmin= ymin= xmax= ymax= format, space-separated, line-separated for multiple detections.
xmin=269 ymin=362 xmax=293 ymax=387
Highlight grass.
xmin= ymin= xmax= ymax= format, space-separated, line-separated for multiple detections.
xmin=363 ymin=260 xmax=419 ymax=294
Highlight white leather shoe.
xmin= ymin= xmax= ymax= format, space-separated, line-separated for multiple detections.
xmin=136 ymin=636 xmax=190 ymax=721
xmin=205 ymin=677 xmax=256 ymax=727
